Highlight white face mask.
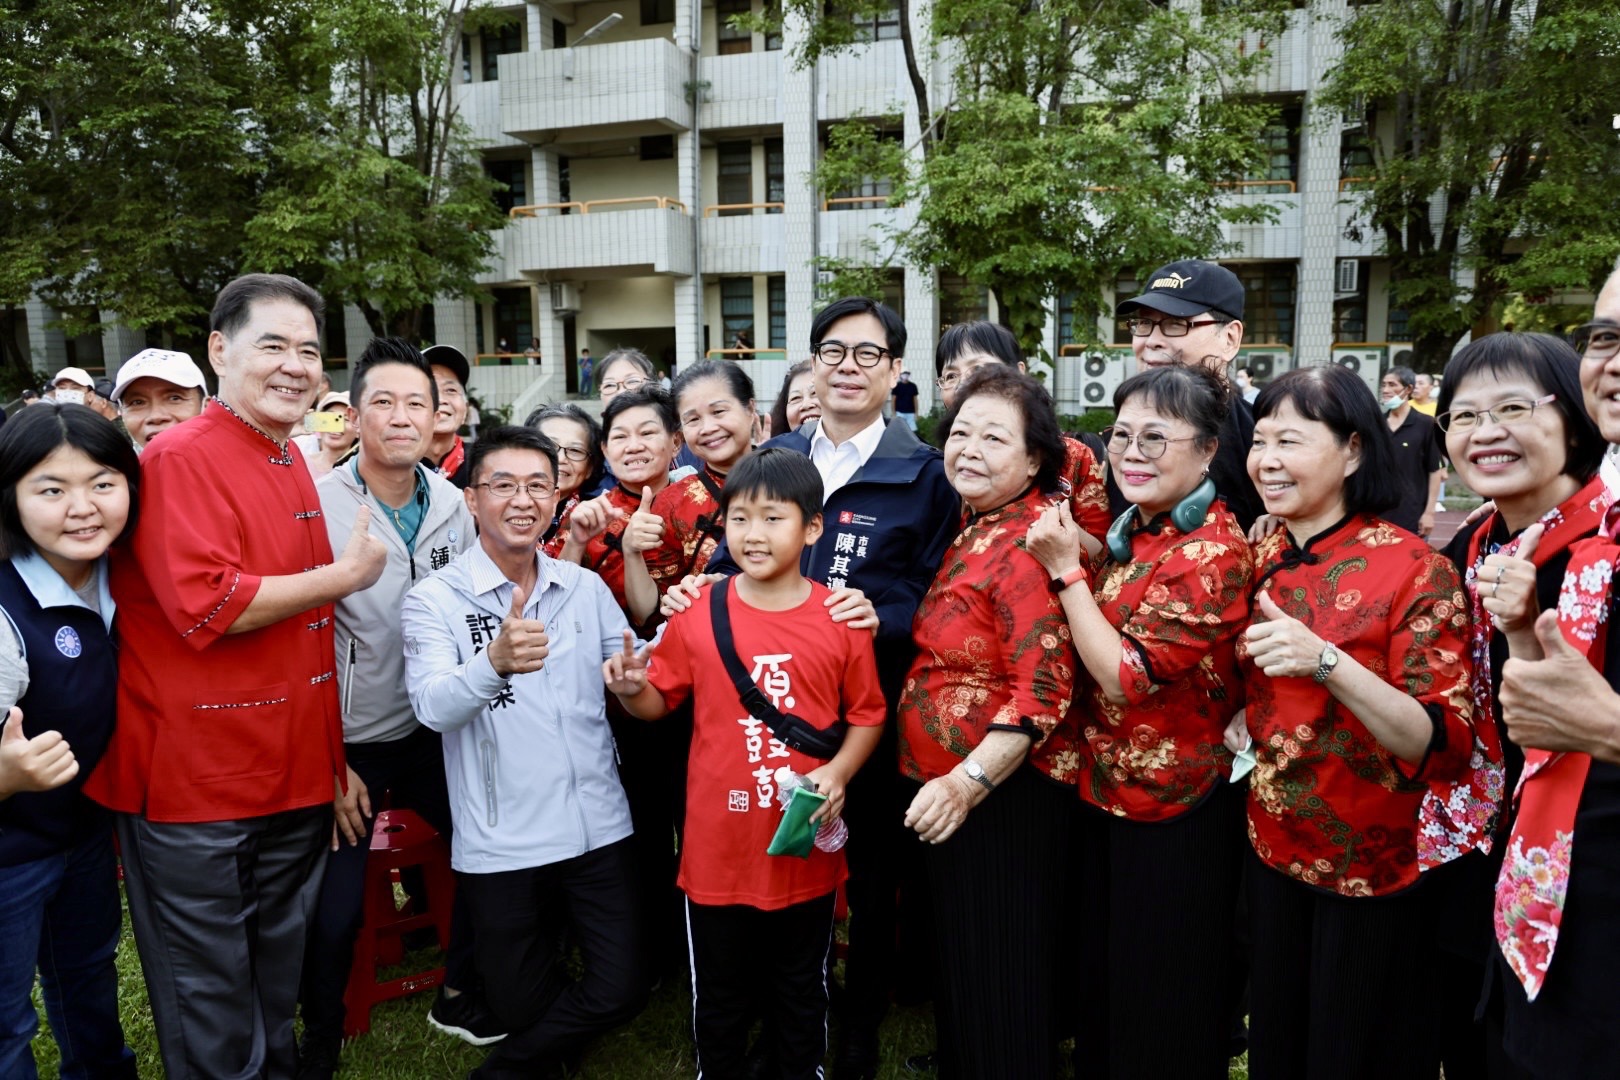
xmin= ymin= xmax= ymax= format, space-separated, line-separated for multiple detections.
xmin=55 ymin=389 xmax=86 ymax=405
xmin=1380 ymin=394 xmax=1403 ymax=413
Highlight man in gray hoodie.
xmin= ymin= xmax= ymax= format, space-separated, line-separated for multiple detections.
xmin=298 ymin=340 xmax=490 ymax=1077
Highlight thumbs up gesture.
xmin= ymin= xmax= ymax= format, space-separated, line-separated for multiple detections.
xmin=603 ymin=629 xmax=654 ymax=697
xmin=1480 ymin=522 xmax=1543 ymax=636
xmin=622 ymin=486 xmax=665 ymax=555
xmin=338 ymin=505 xmax=388 ymax=593
xmin=0 ymin=707 xmax=79 ymax=799
xmin=486 ymin=583 xmax=550 ymax=677
xmin=1244 ymin=591 xmax=1330 ymax=679
xmin=1501 ymin=610 xmax=1620 ymax=756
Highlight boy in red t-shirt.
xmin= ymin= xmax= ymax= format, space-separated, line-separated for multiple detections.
xmin=605 ymin=447 xmax=885 ymax=1079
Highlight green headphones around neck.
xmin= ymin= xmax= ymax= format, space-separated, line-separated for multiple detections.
xmin=1105 ymin=476 xmax=1217 ymax=563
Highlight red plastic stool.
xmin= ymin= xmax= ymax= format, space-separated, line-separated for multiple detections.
xmin=342 ymin=808 xmax=456 ymax=1038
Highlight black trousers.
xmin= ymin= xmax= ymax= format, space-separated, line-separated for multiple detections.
xmin=1246 ymin=849 xmax=1441 ymax=1080
xmin=609 ymin=704 xmax=690 ymax=981
xmin=921 ymin=766 xmax=1075 ymax=1080
xmin=1074 ymin=781 xmax=1246 ymax=1080
xmin=461 ymin=837 xmax=646 ymax=1079
xmin=117 ymin=805 xmax=331 ymax=1080
xmin=298 ymin=725 xmax=476 ymax=1041
xmin=686 ymin=892 xmax=837 ymax=1080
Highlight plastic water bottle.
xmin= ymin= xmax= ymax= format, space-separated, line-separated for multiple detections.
xmin=774 ymin=767 xmax=850 ymax=852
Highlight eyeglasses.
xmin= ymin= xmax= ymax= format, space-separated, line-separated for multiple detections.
xmin=473 ymin=479 xmax=556 ymax=499
xmin=1102 ymin=427 xmax=1201 ymax=460
xmin=813 ymin=341 xmax=891 ymax=368
xmin=937 ymin=372 xmax=964 ymax=390
xmin=599 ymin=376 xmax=648 ymax=395
xmin=1436 ymin=394 xmax=1557 ymax=434
xmin=552 ymin=445 xmax=589 ymax=463
xmin=1572 ymin=321 xmax=1620 ymax=361
xmin=1126 ymin=316 xmax=1224 ymax=338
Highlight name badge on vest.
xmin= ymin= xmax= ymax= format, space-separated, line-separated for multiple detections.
xmin=55 ymin=626 xmax=82 ymax=658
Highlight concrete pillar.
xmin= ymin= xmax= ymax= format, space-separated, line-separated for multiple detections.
xmin=100 ymin=313 xmax=146 ymax=382
xmin=25 ymin=298 xmax=68 ymax=375
xmin=780 ymin=7 xmax=818 ymax=359
xmin=674 ymin=127 xmax=703 ymax=370
xmin=1295 ymin=3 xmax=1347 ymax=364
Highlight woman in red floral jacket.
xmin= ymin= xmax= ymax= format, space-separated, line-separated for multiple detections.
xmin=1236 ymin=364 xmax=1476 ymax=1080
xmin=896 ymin=366 xmax=1080 ymax=1080
xmin=1026 ymin=363 xmax=1253 ymax=1080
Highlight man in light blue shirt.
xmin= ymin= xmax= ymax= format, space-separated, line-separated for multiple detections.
xmin=402 ymin=425 xmax=644 ymax=1079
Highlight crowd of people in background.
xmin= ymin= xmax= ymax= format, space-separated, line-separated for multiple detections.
xmin=2 ymin=257 xmax=1620 ymax=1080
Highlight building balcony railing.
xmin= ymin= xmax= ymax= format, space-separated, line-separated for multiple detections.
xmin=498 ymin=38 xmax=692 ymax=138
xmin=503 ymin=199 xmax=695 ymax=277
xmin=701 ymin=212 xmax=787 ymax=274
xmin=1217 ymin=179 xmax=1298 ymax=194
xmin=822 ymin=194 xmax=892 ymax=210
xmin=703 ymin=202 xmax=784 ymax=216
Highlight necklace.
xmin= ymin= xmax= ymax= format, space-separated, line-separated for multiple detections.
xmin=216 ymin=399 xmax=296 ymax=467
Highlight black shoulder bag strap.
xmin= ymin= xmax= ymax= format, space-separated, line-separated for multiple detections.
xmin=708 ymin=578 xmax=847 ymax=760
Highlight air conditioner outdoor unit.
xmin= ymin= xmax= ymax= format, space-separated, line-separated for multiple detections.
xmin=1243 ymin=352 xmax=1286 ymax=381
xmin=1331 ymin=347 xmax=1384 ymax=397
xmin=1079 ymin=351 xmax=1127 ymax=408
xmin=1336 ymin=259 xmax=1360 ymax=295
xmin=550 ymin=282 xmax=581 ymax=313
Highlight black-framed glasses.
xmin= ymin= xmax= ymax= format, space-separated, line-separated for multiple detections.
xmin=598 ymin=376 xmax=648 ymax=395
xmin=552 ymin=445 xmax=589 ymax=463
xmin=1572 ymin=321 xmax=1620 ymax=360
xmin=473 ymin=479 xmax=556 ymax=499
xmin=1102 ymin=427 xmax=1200 ymax=460
xmin=813 ymin=341 xmax=891 ymax=368
xmin=1436 ymin=394 xmax=1557 ymax=434
xmin=1126 ymin=316 xmax=1224 ymax=338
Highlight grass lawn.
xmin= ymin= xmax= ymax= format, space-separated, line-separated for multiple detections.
xmin=27 ymin=893 xmax=1251 ymax=1078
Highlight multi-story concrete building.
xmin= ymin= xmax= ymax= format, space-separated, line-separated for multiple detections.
xmin=441 ymin=0 xmax=1447 ymax=419
xmin=11 ymin=1 xmax=1515 ymax=419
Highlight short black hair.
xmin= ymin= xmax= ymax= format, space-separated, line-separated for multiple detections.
xmin=810 ymin=296 xmax=906 ymax=359
xmin=468 ymin=425 xmax=559 ymax=487
xmin=526 ymin=403 xmax=605 ymax=492
xmin=0 ymin=403 xmax=142 ymax=558
xmin=1253 ymin=366 xmax=1399 ymax=517
xmin=718 ymin=447 xmax=824 ymax=524
xmin=1114 ymin=364 xmax=1231 ymax=450
xmin=940 ymin=366 xmax=1066 ymax=495
xmin=934 ymin=320 xmax=1021 ymax=375
xmin=672 ymin=359 xmax=755 ymax=412
xmin=1437 ymin=331 xmax=1605 ymax=483
xmin=351 ymin=337 xmax=439 ymax=413
xmin=1387 ymin=365 xmax=1416 ymax=392
xmin=210 ymin=273 xmax=325 ymax=338
xmin=602 ymin=385 xmax=678 ymax=435
xmin=769 ymin=361 xmax=814 ymax=437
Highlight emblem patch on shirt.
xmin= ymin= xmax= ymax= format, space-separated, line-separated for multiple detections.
xmin=728 ymin=790 xmax=751 ymax=812
xmin=54 ymin=626 xmax=82 ymax=658
xmin=448 ymin=529 xmax=459 ymax=545
xmin=837 ymin=511 xmax=878 ymax=527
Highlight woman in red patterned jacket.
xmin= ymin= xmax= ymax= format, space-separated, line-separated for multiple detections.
xmin=1236 ymin=364 xmax=1476 ymax=1080
xmin=1026 ymin=363 xmax=1253 ymax=1080
xmin=896 ymin=366 xmax=1080 ymax=1080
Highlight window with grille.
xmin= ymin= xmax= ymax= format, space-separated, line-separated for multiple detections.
xmin=717 ymin=0 xmax=751 ymax=54
xmin=1245 ymin=100 xmax=1303 ymax=186
xmin=721 ymin=278 xmax=756 ymax=353
xmin=764 ymin=139 xmax=784 ymax=211
xmin=768 ymin=276 xmax=787 ymax=348
xmin=481 ymin=21 xmax=523 ymax=81
xmin=938 ymin=273 xmax=988 ymax=331
xmin=717 ymin=141 xmax=752 ymax=214
xmin=642 ymin=0 xmax=676 ymax=24
xmin=831 ymin=2 xmax=901 ymax=42
xmin=486 ymin=159 xmax=527 ymax=215
xmin=1232 ymin=262 xmax=1297 ymax=347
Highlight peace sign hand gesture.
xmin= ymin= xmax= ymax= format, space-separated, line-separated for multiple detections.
xmin=603 ymin=630 xmax=653 ymax=696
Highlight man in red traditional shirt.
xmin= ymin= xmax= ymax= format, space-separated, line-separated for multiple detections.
xmin=84 ymin=274 xmax=387 ymax=1079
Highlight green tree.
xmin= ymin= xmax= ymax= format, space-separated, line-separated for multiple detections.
xmin=243 ymin=0 xmax=503 ymax=341
xmin=1319 ymin=0 xmax=1620 ymax=368
xmin=761 ymin=0 xmax=1289 ymax=354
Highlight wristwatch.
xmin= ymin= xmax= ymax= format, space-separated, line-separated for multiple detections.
xmin=963 ymin=759 xmax=996 ymax=792
xmin=1312 ymin=643 xmax=1340 ymax=684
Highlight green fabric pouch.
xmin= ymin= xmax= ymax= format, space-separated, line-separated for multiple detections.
xmin=766 ymin=786 xmax=827 ymax=859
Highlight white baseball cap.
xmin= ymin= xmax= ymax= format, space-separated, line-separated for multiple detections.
xmin=317 ymin=390 xmax=351 ymax=411
xmin=111 ymin=349 xmax=208 ymax=404
xmin=52 ymin=366 xmax=95 ymax=391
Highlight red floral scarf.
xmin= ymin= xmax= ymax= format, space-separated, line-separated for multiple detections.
xmin=1495 ymin=488 xmax=1618 ymax=1000
xmin=1419 ymin=478 xmax=1609 ymax=869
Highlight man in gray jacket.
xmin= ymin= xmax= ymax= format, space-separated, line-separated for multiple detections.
xmin=402 ymin=425 xmax=645 ymax=1080
xmin=298 ymin=340 xmax=491 ymax=1077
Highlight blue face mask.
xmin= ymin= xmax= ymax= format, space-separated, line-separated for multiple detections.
xmin=1380 ymin=394 xmax=1404 ymax=413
